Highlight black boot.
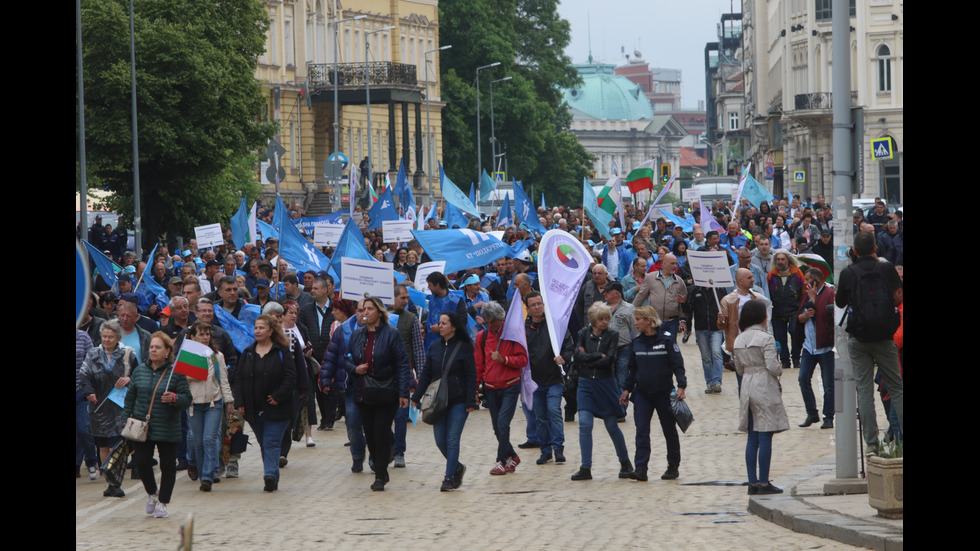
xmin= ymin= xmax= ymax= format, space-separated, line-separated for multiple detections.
xmin=618 ymin=460 xmax=634 ymax=479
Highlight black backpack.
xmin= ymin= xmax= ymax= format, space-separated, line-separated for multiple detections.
xmin=844 ymin=261 xmax=900 ymax=343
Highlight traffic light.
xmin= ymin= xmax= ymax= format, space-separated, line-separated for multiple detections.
xmin=660 ymin=163 xmax=670 ymax=184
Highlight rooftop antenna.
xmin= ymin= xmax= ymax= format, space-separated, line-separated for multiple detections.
xmin=587 ymin=13 xmax=593 ymax=63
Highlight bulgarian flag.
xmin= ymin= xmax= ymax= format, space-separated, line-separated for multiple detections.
xmin=368 ymin=179 xmax=378 ymax=205
xmin=175 ymin=340 xmax=212 ymax=381
xmin=596 ymin=176 xmax=621 ymax=217
xmin=796 ymin=253 xmax=834 ymax=284
xmin=626 ymin=160 xmax=656 ymax=194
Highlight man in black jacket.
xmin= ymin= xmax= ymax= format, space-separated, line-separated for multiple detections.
xmin=298 ymin=277 xmax=337 ymax=430
xmin=525 ymin=292 xmax=574 ymax=465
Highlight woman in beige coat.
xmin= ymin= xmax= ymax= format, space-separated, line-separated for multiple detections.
xmin=733 ymin=301 xmax=789 ymax=495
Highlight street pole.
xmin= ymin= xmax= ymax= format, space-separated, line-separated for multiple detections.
xmin=129 ymin=0 xmax=142 ymax=258
xmin=425 ymin=45 xmax=451 ymax=206
xmin=333 ymin=15 xmax=367 ymax=212
xmin=475 ymin=62 xmax=500 ymax=206
xmin=364 ymin=25 xmax=395 ymax=207
xmin=489 ymin=76 xmax=511 ymax=200
xmin=77 ymin=0 xmax=88 ymax=237
xmin=831 ymin=0 xmax=859 ymax=487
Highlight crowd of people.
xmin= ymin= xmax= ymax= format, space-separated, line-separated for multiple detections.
xmin=76 ymin=192 xmax=903 ymax=516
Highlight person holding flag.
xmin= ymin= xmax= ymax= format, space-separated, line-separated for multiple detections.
xmin=475 ymin=299 xmax=529 ymax=476
xmin=180 ymin=322 xmax=234 ymax=492
xmin=122 ymin=332 xmax=192 ymax=518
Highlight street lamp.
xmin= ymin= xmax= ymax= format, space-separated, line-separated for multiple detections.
xmin=489 ymin=76 xmax=512 ymax=185
xmin=424 ymin=44 xmax=451 ymax=204
xmin=331 ymin=14 xmax=367 ymax=211
xmin=365 ymin=25 xmax=396 ymax=203
xmin=475 ymin=61 xmax=500 ymax=205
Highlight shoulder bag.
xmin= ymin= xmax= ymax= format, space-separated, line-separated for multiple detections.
xmin=420 ymin=341 xmax=461 ymax=425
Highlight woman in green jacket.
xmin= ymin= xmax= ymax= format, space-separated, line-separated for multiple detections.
xmin=122 ymin=332 xmax=191 ymax=518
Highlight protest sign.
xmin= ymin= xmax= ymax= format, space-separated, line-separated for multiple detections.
xmin=687 ymin=250 xmax=735 ymax=288
xmin=341 ymin=257 xmax=394 ymax=304
xmin=412 ymin=261 xmax=446 ymax=293
xmin=313 ymin=223 xmax=345 ymax=248
xmin=194 ymin=223 xmax=223 ymax=249
xmin=383 ymin=220 xmax=415 ymax=243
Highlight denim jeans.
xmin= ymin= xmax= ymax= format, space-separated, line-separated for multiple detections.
xmin=660 ymin=318 xmax=680 ymax=341
xmin=771 ymin=317 xmax=800 ymax=366
xmin=799 ymin=349 xmax=835 ymax=421
xmin=521 ymin=401 xmax=539 ymax=444
xmin=532 ymin=383 xmax=565 ymax=454
xmin=484 ymin=384 xmax=520 ymax=463
xmin=745 ymin=414 xmax=774 ymax=485
xmin=615 ymin=343 xmax=632 ymax=416
xmin=393 ymin=404 xmax=408 ymax=455
xmin=75 ymin=390 xmax=98 ymax=468
xmin=344 ymin=391 xmax=366 ymax=460
xmin=695 ymin=329 xmax=725 ymax=387
xmin=432 ymin=402 xmax=469 ymax=478
xmin=632 ymin=392 xmax=680 ymax=472
xmin=188 ymin=400 xmax=224 ymax=482
xmin=248 ymin=417 xmax=290 ymax=482
xmin=577 ymin=410 xmax=629 ymax=468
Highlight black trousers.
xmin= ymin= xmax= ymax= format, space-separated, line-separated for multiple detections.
xmin=358 ymin=401 xmax=398 ymax=481
xmin=134 ymin=440 xmax=178 ymax=503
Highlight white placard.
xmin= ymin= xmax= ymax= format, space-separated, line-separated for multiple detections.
xmin=686 ymin=250 xmax=735 ymax=288
xmin=341 ymin=258 xmax=394 ymax=304
xmin=382 ymin=220 xmax=415 ymax=243
xmin=194 ymin=223 xmax=223 ymax=249
xmin=314 ymin=224 xmax=345 ymax=248
xmin=682 ymin=188 xmax=701 ymax=203
xmin=412 ymin=260 xmax=446 ymax=293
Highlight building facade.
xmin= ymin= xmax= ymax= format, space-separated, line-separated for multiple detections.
xmin=256 ymin=0 xmax=446 ymax=209
xmin=740 ymin=0 xmax=903 ymax=203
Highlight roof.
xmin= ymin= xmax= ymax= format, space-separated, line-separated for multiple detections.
xmin=679 ymin=147 xmax=708 ymax=168
xmin=563 ymin=63 xmax=655 ymax=121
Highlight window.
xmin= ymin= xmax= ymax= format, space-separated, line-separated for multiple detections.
xmin=284 ymin=21 xmax=293 ymax=66
xmin=815 ymin=0 xmax=855 ymax=21
xmin=877 ymin=45 xmax=892 ymax=92
xmin=729 ymin=111 xmax=739 ymax=130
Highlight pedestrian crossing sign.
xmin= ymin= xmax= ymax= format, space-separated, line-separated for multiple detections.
xmin=793 ymin=171 xmax=805 ymax=183
xmin=871 ymin=137 xmax=894 ymax=161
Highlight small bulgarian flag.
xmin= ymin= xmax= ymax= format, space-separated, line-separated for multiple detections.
xmin=626 ymin=160 xmax=656 ymax=194
xmin=796 ymin=253 xmax=834 ymax=284
xmin=175 ymin=340 xmax=212 ymax=381
xmin=368 ymin=180 xmax=378 ymax=205
xmin=596 ymin=179 xmax=620 ymax=218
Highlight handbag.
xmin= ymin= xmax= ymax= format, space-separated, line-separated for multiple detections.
xmin=121 ymin=368 xmax=168 ymax=442
xmin=101 ymin=438 xmax=132 ymax=487
xmin=420 ymin=341 xmax=461 ymax=425
xmin=360 ymin=372 xmax=398 ymax=404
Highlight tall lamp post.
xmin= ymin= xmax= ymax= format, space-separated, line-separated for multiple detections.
xmin=475 ymin=61 xmax=500 ymax=205
xmin=365 ymin=25 xmax=396 ymax=204
xmin=332 ymin=14 xmax=367 ymax=211
xmin=489 ymin=76 xmax=511 ymax=183
xmin=424 ymin=45 xmax=451 ymax=205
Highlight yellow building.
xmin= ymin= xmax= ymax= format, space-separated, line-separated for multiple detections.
xmin=255 ymin=0 xmax=446 ymax=210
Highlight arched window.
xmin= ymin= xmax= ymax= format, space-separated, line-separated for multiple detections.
xmin=877 ymin=45 xmax=892 ymax=93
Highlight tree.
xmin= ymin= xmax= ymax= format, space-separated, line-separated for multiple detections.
xmin=77 ymin=0 xmax=276 ymax=244
xmin=438 ymin=0 xmax=593 ymax=207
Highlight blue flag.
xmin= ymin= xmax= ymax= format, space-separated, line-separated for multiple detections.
xmin=541 ymin=192 xmax=546 ymax=211
xmin=469 ymin=182 xmax=477 ymax=207
xmin=213 ymin=305 xmax=255 ymax=353
xmin=272 ymin=195 xmax=288 ymax=235
xmin=230 ymin=198 xmax=250 ymax=249
xmin=496 ymin=193 xmax=513 ymax=228
xmin=82 ymin=240 xmax=119 ymax=288
xmin=439 ymin=161 xmax=481 ymax=218
xmin=367 ymin=186 xmax=399 ymax=230
xmin=480 ymin=169 xmax=497 ymax=202
xmin=513 ymin=181 xmax=547 ymax=235
xmin=294 ymin=213 xmax=343 ymax=236
xmin=256 ymin=219 xmax=279 ymax=240
xmin=409 ymin=228 xmax=531 ymax=275
xmin=328 ymin=217 xmax=377 ymax=280
xmin=238 ymin=303 xmax=262 ymax=329
xmin=656 ymin=208 xmax=695 ymax=232
xmin=134 ymin=243 xmax=169 ymax=312
xmin=394 ymin=158 xmax=415 ymax=213
xmin=740 ymin=174 xmax=772 ymax=209
xmin=787 ymin=187 xmax=794 ymax=205
xmin=443 ymin=198 xmax=469 ymax=229
xmin=278 ymin=209 xmax=331 ymax=275
xmin=584 ymin=178 xmax=613 ymax=241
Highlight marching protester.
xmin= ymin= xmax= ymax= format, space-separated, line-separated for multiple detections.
xmin=184 ymin=322 xmax=234 ymax=491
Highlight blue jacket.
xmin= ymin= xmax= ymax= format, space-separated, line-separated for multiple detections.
xmin=320 ymin=316 xmax=359 ymax=391
xmin=424 ymin=292 xmax=466 ymax=354
xmin=625 ymin=330 xmax=686 ymax=398
xmin=602 ymin=243 xmax=633 ymax=280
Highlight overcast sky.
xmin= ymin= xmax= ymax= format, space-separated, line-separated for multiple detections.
xmin=557 ymin=0 xmax=740 ymax=110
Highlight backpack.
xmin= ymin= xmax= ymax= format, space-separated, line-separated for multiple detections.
xmin=844 ymin=261 xmax=900 ymax=343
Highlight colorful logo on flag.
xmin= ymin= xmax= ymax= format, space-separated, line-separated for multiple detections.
xmin=555 ymin=244 xmax=579 ymax=270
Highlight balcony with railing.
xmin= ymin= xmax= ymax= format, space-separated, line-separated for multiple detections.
xmin=308 ymin=62 xmax=420 ymax=90
xmin=789 ymin=91 xmax=858 ymax=121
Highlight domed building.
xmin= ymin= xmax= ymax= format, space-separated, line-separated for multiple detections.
xmin=561 ymin=57 xmax=687 ymax=195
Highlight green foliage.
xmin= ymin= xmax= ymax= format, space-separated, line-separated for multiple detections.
xmin=877 ymin=438 xmax=903 ymax=459
xmin=77 ymin=0 xmax=276 ymax=240
xmin=438 ymin=0 xmax=592 ymax=206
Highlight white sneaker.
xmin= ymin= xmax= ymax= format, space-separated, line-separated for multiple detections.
xmin=145 ymin=493 xmax=158 ymax=515
xmin=88 ymin=466 xmax=99 ymax=480
xmin=306 ymin=436 xmax=315 ymax=447
xmin=153 ymin=501 xmax=168 ymax=518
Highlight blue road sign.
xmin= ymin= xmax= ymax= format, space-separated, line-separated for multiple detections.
xmin=871 ymin=138 xmax=893 ymax=161
xmin=330 ymin=152 xmax=349 ymax=170
xmin=76 ymin=240 xmax=91 ymax=328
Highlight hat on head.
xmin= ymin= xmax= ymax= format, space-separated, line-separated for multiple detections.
xmin=255 ymin=278 xmax=270 ymax=289
xmin=461 ymin=274 xmax=480 ymax=286
xmin=610 ymin=228 xmax=622 ymax=236
xmin=602 ymin=281 xmax=624 ymax=295
xmin=123 ymin=265 xmax=137 ymax=274
xmin=169 ymin=276 xmax=184 ymax=286
xmin=182 ymin=249 xmax=192 ymax=257
xmin=206 ymin=259 xmax=221 ymax=268
xmin=438 ymin=220 xmax=448 ymax=227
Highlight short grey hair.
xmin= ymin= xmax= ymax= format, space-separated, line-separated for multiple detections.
xmin=481 ymin=301 xmax=506 ymax=323
xmin=262 ymin=302 xmax=284 ymax=316
xmin=169 ymin=296 xmax=189 ymax=309
xmin=101 ymin=319 xmax=123 ymax=339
